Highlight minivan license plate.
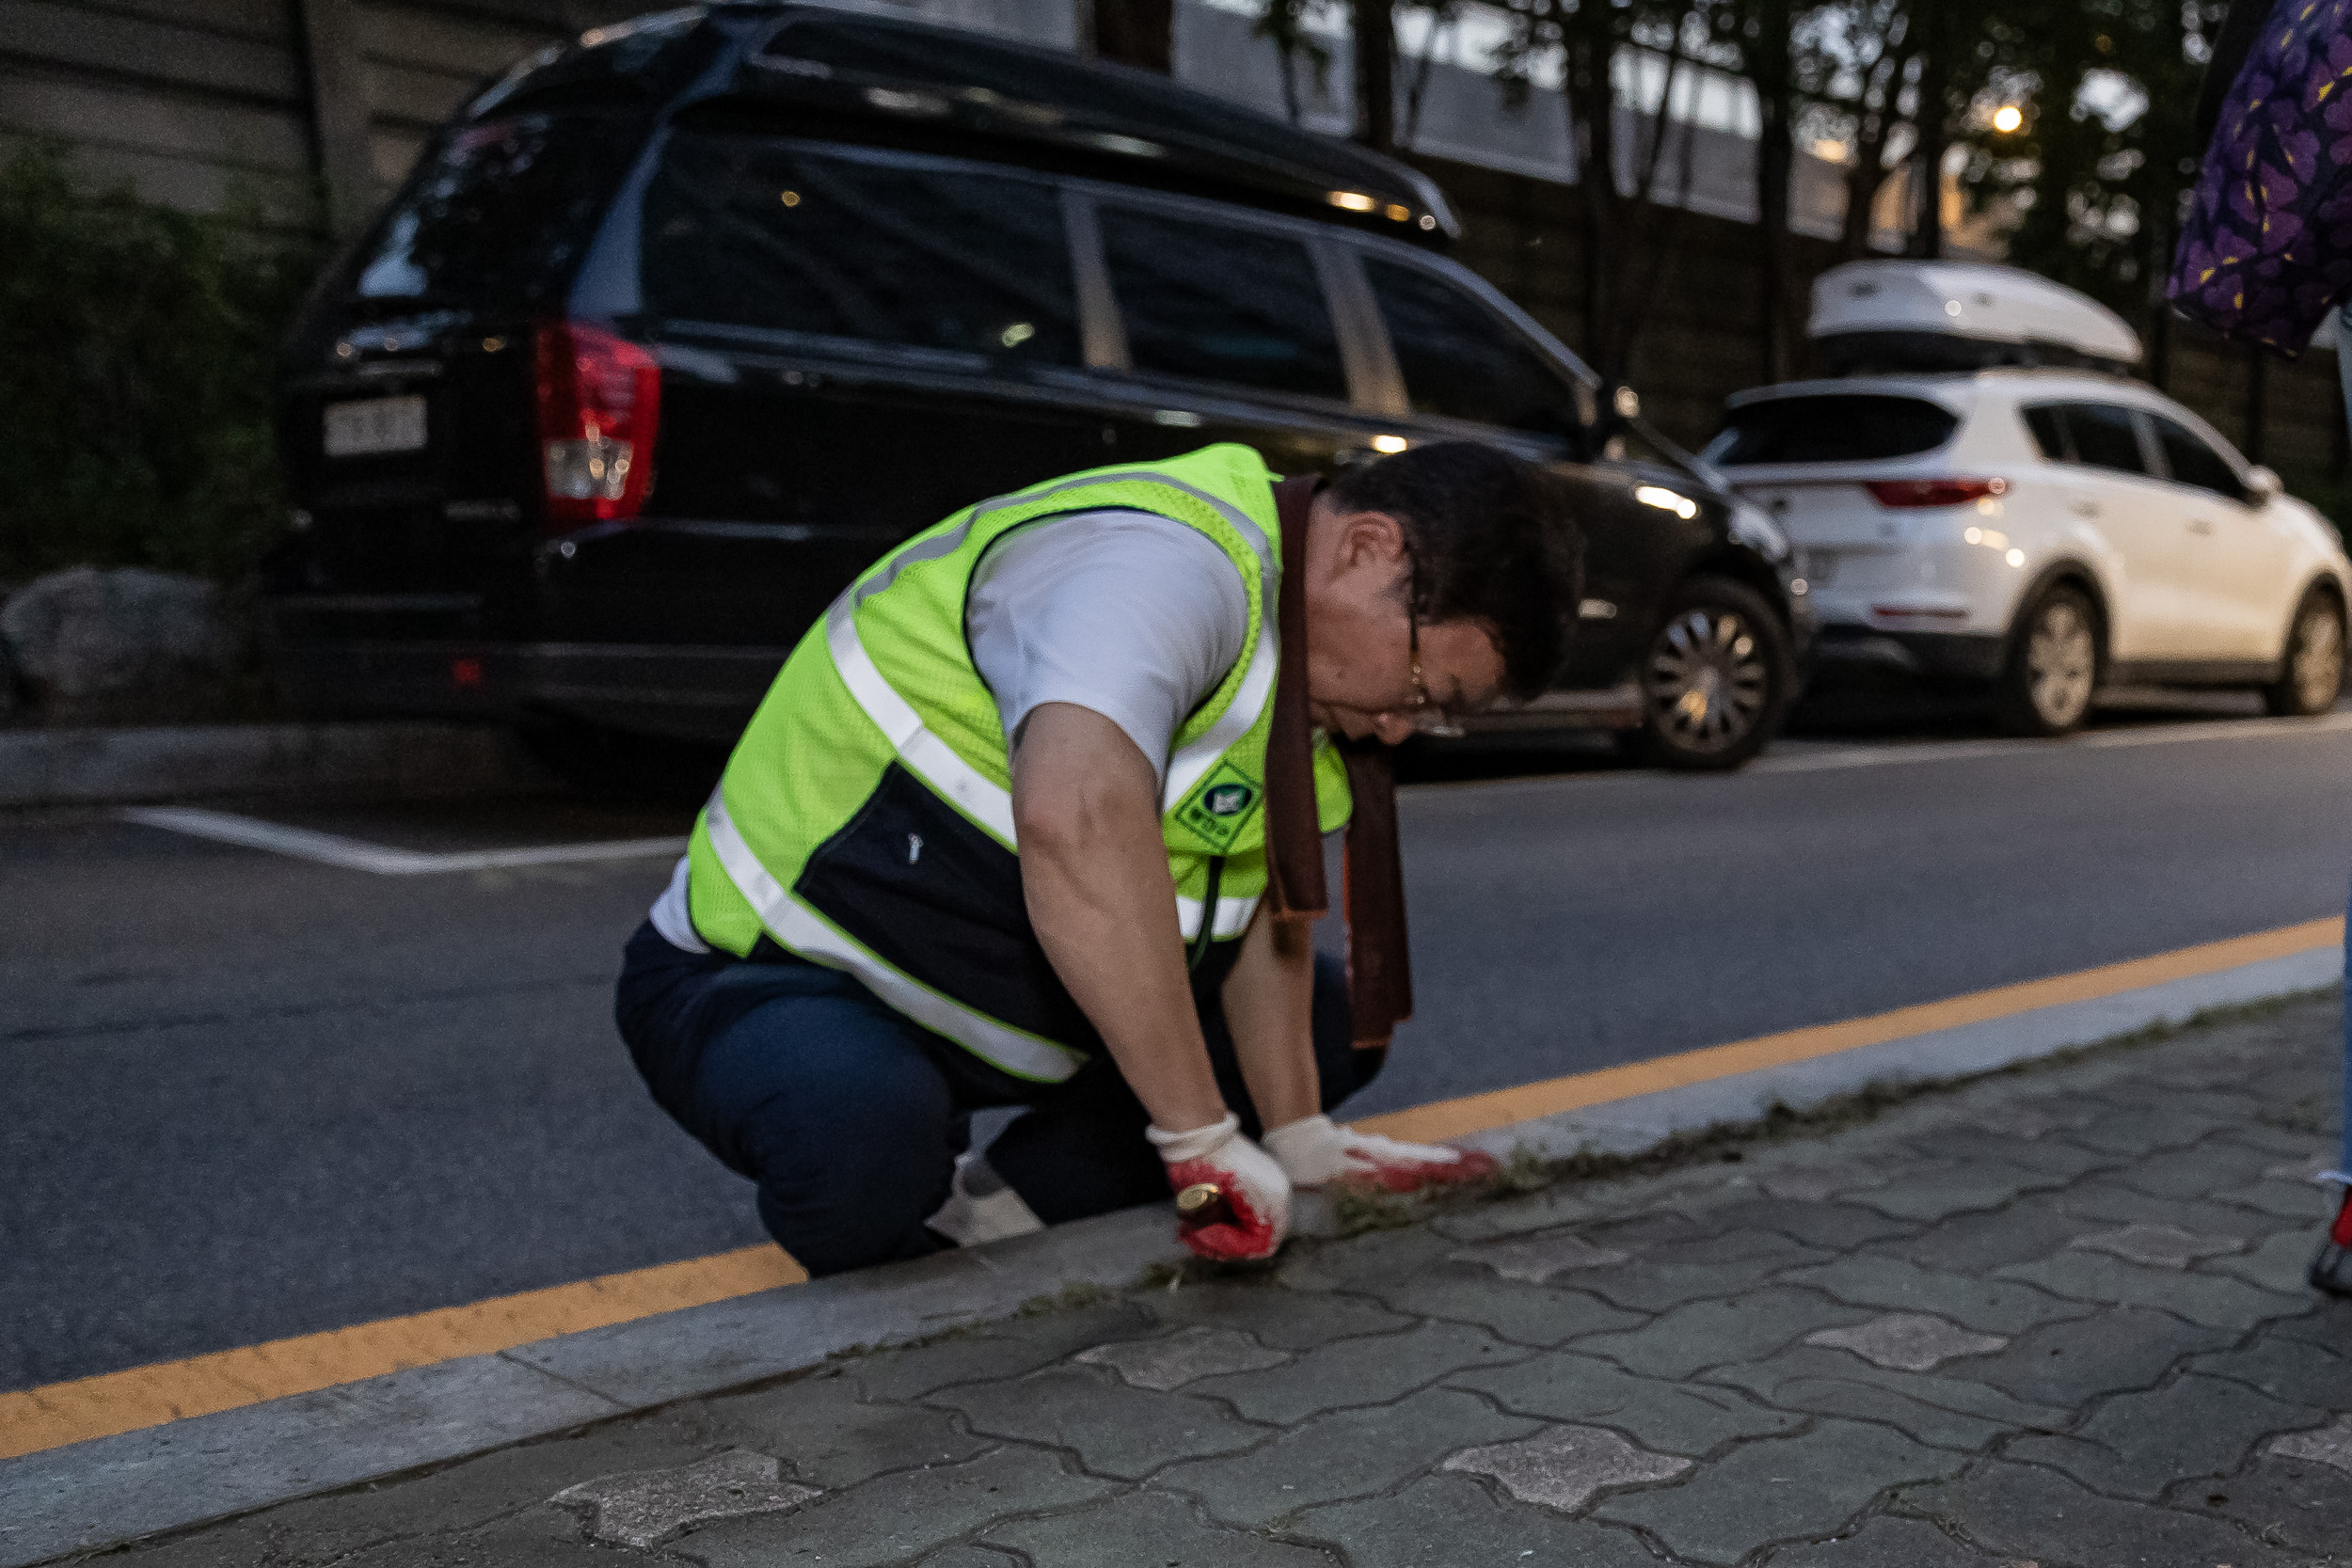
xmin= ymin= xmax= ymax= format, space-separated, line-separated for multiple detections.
xmin=323 ymin=395 xmax=427 ymax=457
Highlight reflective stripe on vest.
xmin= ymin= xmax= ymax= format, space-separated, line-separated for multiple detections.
xmin=1176 ymin=891 xmax=1262 ymax=942
xmin=703 ymin=789 xmax=1091 ymax=1083
xmin=832 ymin=467 xmax=1279 ymax=828
xmin=812 ymin=467 xmax=1280 ymax=885
xmin=825 ymin=593 xmax=1020 ymax=848
xmin=805 ymin=602 xmax=1267 ymax=947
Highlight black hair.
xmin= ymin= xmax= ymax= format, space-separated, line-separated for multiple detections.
xmin=1323 ymin=441 xmax=1585 ymax=701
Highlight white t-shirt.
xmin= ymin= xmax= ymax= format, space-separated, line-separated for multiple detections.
xmin=649 ymin=508 xmax=1249 ymax=950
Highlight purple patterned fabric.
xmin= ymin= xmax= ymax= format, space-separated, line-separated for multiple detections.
xmin=2169 ymin=0 xmax=2352 ymax=354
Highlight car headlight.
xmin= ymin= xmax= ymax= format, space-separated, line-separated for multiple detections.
xmin=1728 ymin=500 xmax=1790 ymax=563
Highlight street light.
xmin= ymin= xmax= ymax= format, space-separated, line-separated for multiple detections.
xmin=1992 ymin=104 xmax=2024 ymax=135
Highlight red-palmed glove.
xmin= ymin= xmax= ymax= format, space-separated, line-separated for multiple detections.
xmin=1262 ymin=1114 xmax=1500 ymax=1194
xmin=2313 ymin=1179 xmax=2352 ymax=1297
xmin=1148 ymin=1112 xmax=1290 ymax=1262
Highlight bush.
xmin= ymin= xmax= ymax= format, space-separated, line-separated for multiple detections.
xmin=0 ymin=143 xmax=323 ymax=585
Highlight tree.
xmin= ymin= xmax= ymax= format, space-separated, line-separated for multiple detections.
xmin=1399 ymin=1 xmax=1466 ymax=150
xmin=1353 ymin=0 xmax=1399 ymax=148
xmin=1255 ymin=0 xmax=1336 ymax=123
xmin=1809 ymin=0 xmax=1920 ymax=260
xmin=1300 ymin=0 xmax=1465 ymax=148
xmin=1488 ymin=0 xmax=1714 ymax=383
xmin=1708 ymin=0 xmax=1809 ymax=382
xmin=1901 ymin=0 xmax=2031 ymax=259
xmin=1088 ymin=0 xmax=1174 ymax=72
xmin=1961 ymin=0 xmax=2230 ymax=382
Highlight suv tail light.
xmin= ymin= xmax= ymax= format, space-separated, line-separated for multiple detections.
xmin=1864 ymin=478 xmax=2008 ymax=509
xmin=533 ymin=321 xmax=660 ymax=530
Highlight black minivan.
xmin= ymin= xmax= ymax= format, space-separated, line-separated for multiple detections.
xmin=268 ymin=3 xmax=1805 ymax=772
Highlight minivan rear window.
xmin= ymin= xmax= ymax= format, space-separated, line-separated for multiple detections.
xmin=641 ymin=136 xmax=1081 ymax=366
xmin=355 ymin=113 xmax=642 ymax=310
xmin=1705 ymin=395 xmax=1960 ymax=466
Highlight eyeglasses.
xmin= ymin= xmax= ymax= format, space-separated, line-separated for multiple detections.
xmin=1402 ymin=616 xmax=1467 ymax=738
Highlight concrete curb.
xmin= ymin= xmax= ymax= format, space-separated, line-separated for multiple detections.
xmin=1451 ymin=946 xmax=2347 ymax=1165
xmin=0 ymin=722 xmax=548 ymax=808
xmin=0 ymin=1213 xmax=1189 ymax=1565
xmin=2 ymin=953 xmax=2342 ymax=1565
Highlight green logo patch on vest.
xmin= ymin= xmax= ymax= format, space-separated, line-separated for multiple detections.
xmin=1177 ymin=760 xmax=1263 ymax=852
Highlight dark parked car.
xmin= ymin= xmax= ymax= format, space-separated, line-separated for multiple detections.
xmin=268 ymin=3 xmax=1807 ymax=774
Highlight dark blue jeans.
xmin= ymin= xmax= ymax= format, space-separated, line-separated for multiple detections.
xmin=614 ymin=922 xmax=1381 ymax=1276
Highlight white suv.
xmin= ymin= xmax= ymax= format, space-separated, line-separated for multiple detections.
xmin=1703 ymin=369 xmax=2350 ymax=734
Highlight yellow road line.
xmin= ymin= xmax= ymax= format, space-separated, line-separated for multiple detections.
xmin=0 ymin=1246 xmax=805 ymax=1461
xmin=1356 ymin=916 xmax=2345 ymax=1145
xmin=8 ymin=914 xmax=2341 ymax=1462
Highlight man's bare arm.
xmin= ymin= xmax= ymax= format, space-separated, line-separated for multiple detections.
xmin=1011 ymin=702 xmax=1226 ymax=1133
xmin=1220 ymin=908 xmax=1320 ymax=1133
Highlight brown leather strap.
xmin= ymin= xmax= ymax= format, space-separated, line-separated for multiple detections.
xmin=1263 ymin=475 xmax=1327 ymax=921
xmin=1340 ymin=740 xmax=1412 ymax=1045
xmin=1263 ymin=475 xmax=1411 ymax=1047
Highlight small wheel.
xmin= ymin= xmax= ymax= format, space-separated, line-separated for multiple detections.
xmin=1994 ymin=583 xmax=2100 ymax=736
xmin=2262 ymin=589 xmax=2345 ymax=717
xmin=1629 ymin=576 xmax=1795 ymax=770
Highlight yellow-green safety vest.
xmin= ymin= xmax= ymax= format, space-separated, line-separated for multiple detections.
xmin=684 ymin=444 xmax=1354 ymax=1083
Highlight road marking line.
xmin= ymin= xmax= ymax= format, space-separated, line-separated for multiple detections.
xmin=0 ymin=1247 xmax=806 ymax=1461
xmin=2075 ymin=709 xmax=2352 ymax=748
xmin=119 ymin=806 xmax=687 ymax=875
xmin=1402 ymin=710 xmax=2352 ymax=800
xmin=8 ymin=914 xmax=2341 ymax=1461
xmin=1353 ymin=915 xmax=2347 ymax=1146
xmin=1750 ymin=710 xmax=2352 ymax=776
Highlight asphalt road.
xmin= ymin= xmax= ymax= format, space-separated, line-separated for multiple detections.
xmin=6 ymin=694 xmax=2349 ymax=1391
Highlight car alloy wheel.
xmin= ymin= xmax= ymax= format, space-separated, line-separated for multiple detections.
xmin=1645 ymin=606 xmax=1770 ymax=756
xmin=2265 ymin=592 xmax=2346 ymax=717
xmin=2023 ymin=594 xmax=2096 ymax=731
xmin=1994 ymin=583 xmax=2101 ymax=737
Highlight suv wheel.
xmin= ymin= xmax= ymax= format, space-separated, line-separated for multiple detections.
xmin=1629 ymin=576 xmax=1794 ymax=771
xmin=2262 ymin=589 xmax=2345 ymax=717
xmin=1994 ymin=583 xmax=2100 ymax=736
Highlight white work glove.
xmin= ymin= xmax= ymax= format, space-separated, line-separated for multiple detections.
xmin=1262 ymin=1114 xmax=1500 ymax=1194
xmin=1148 ymin=1112 xmax=1291 ymax=1262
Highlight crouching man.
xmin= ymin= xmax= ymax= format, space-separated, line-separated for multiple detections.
xmin=616 ymin=441 xmax=1583 ymax=1272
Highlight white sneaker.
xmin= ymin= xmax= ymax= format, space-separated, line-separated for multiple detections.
xmin=925 ymin=1153 xmax=1045 ymax=1247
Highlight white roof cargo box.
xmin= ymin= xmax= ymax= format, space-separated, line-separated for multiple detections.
xmin=1810 ymin=260 xmax=2142 ymax=375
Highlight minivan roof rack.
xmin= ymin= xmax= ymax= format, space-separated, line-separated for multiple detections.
xmin=744 ymin=6 xmax=1456 ymax=242
xmin=476 ymin=3 xmax=1460 ymax=245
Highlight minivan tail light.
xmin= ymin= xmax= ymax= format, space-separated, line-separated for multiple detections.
xmin=533 ymin=321 xmax=660 ymax=530
xmin=1864 ymin=477 xmax=2008 ymax=509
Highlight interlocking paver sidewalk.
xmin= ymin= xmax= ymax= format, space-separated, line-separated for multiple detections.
xmin=101 ymin=993 xmax=2349 ymax=1567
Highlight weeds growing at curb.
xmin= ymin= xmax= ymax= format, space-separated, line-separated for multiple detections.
xmin=1017 ymin=1279 xmax=1114 ymax=1316
xmin=1506 ymin=983 xmax=2342 ymax=1192
xmin=1089 ymin=989 xmax=2347 ymax=1291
